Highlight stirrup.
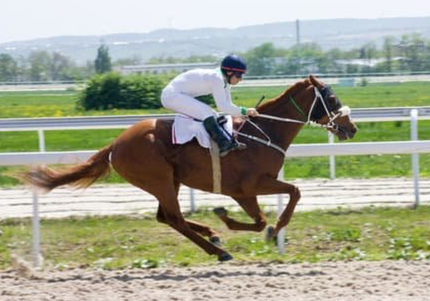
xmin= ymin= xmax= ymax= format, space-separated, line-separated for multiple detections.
xmin=219 ymin=141 xmax=247 ymax=157
xmin=236 ymin=141 xmax=247 ymax=150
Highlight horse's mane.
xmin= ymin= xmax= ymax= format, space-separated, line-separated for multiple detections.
xmin=257 ymin=78 xmax=311 ymax=111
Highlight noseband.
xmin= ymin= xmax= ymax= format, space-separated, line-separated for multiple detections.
xmin=310 ymin=85 xmax=351 ymax=130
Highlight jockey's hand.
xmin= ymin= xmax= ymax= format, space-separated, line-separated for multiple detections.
xmin=246 ymin=108 xmax=259 ymax=117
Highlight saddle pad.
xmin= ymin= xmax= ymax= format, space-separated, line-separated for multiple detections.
xmin=172 ymin=115 xmax=233 ymax=148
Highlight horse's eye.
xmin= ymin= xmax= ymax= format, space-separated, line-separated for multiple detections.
xmin=327 ymin=96 xmax=337 ymax=109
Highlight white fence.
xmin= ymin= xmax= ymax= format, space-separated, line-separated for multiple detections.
xmin=1 ymin=107 xmax=429 ymax=180
xmin=1 ymin=140 xmax=430 ymax=165
xmin=1 ymin=108 xmax=429 ymax=266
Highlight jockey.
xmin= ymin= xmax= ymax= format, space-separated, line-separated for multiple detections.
xmin=161 ymin=54 xmax=259 ymax=157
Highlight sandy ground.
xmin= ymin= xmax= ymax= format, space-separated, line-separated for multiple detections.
xmin=1 ymin=260 xmax=430 ymax=301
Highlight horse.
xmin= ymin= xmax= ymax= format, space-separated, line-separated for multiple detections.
xmin=21 ymin=75 xmax=357 ymax=261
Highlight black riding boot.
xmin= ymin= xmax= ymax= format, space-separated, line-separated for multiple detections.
xmin=203 ymin=116 xmax=246 ymax=157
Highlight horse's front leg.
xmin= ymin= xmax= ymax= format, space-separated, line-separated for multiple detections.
xmin=213 ymin=196 xmax=267 ymax=232
xmin=254 ymin=176 xmax=301 ymax=239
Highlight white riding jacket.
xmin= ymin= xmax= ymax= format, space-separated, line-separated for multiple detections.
xmin=163 ymin=68 xmax=242 ymax=116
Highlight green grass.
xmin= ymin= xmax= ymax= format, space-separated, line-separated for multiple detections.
xmin=232 ymin=81 xmax=430 ymax=108
xmin=0 ymin=82 xmax=429 ymax=118
xmin=0 ymin=90 xmax=169 ymax=118
xmin=0 ymin=91 xmax=77 ymax=118
xmin=0 ymin=82 xmax=430 ymax=186
xmin=1 ymin=206 xmax=430 ymax=270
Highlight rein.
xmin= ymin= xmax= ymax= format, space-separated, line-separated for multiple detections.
xmin=257 ymin=87 xmax=345 ymax=129
xmin=236 ymin=131 xmax=286 ymax=156
xmin=235 ymin=86 xmax=351 ymax=157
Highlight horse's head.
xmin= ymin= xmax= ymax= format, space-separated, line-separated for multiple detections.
xmin=308 ymin=75 xmax=358 ymax=140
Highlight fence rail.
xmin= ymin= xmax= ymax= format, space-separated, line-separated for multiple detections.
xmin=1 ymin=140 xmax=430 ymax=167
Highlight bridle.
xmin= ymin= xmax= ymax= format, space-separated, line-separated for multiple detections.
xmin=234 ymin=85 xmax=351 ymax=156
xmin=257 ymin=86 xmax=351 ymax=130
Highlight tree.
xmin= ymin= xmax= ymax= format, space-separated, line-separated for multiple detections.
xmin=145 ymin=55 xmax=218 ymax=65
xmin=359 ymin=43 xmax=378 ymax=73
xmin=277 ymin=43 xmax=323 ymax=75
xmin=114 ymin=56 xmax=142 ymax=67
xmin=94 ymin=44 xmax=112 ymax=74
xmin=398 ymin=34 xmax=427 ymax=71
xmin=321 ymin=48 xmax=344 ymax=73
xmin=78 ymin=72 xmax=168 ymax=110
xmin=382 ymin=36 xmax=395 ymax=72
xmin=244 ymin=43 xmax=280 ymax=75
xmin=51 ymin=52 xmax=74 ymax=80
xmin=0 ymin=53 xmax=18 ymax=81
xmin=28 ymin=51 xmax=52 ymax=81
xmin=423 ymin=41 xmax=430 ymax=70
xmin=147 ymin=56 xmax=180 ymax=65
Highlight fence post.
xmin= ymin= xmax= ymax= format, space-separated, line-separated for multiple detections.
xmin=189 ymin=188 xmax=196 ymax=212
xmin=32 ymin=193 xmax=41 ymax=267
xmin=329 ymin=132 xmax=336 ymax=179
xmin=410 ymin=109 xmax=420 ymax=208
xmin=31 ymin=129 xmax=45 ymax=267
xmin=277 ymin=166 xmax=285 ymax=255
xmin=38 ymin=130 xmax=46 ymax=152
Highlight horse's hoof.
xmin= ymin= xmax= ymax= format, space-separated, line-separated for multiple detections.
xmin=209 ymin=236 xmax=222 ymax=247
xmin=213 ymin=207 xmax=228 ymax=217
xmin=265 ymin=226 xmax=277 ymax=243
xmin=218 ymin=252 xmax=233 ymax=262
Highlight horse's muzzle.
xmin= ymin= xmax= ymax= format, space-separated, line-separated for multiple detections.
xmin=332 ymin=124 xmax=358 ymax=140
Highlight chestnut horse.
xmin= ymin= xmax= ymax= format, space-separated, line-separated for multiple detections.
xmin=22 ymin=75 xmax=357 ymax=261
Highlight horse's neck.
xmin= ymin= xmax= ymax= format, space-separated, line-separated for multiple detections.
xmin=256 ymin=86 xmax=313 ymax=150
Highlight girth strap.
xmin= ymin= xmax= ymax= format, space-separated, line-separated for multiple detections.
xmin=209 ymin=139 xmax=222 ymax=194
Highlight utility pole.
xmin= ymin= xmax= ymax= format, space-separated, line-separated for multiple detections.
xmin=296 ymin=19 xmax=301 ymax=76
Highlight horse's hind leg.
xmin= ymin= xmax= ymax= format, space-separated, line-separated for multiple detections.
xmin=112 ymin=144 xmax=230 ymax=260
xmin=149 ymin=177 xmax=232 ymax=261
xmin=156 ymin=205 xmax=218 ymax=239
xmin=157 ymin=179 xmax=220 ymax=240
xmin=214 ymin=196 xmax=267 ymax=232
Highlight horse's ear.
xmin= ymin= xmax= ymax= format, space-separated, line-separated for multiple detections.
xmin=309 ymin=74 xmax=324 ymax=88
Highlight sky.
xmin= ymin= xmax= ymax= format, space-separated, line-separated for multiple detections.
xmin=0 ymin=0 xmax=429 ymax=44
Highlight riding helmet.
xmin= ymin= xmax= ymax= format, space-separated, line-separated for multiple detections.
xmin=221 ymin=54 xmax=247 ymax=75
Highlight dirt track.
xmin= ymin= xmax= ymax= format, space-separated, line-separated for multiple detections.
xmin=2 ymin=178 xmax=430 ymax=219
xmin=1 ymin=260 xmax=429 ymax=301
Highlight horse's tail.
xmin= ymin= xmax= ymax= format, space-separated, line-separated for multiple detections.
xmin=21 ymin=144 xmax=113 ymax=193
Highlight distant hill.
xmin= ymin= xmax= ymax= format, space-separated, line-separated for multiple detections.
xmin=1 ymin=17 xmax=429 ymax=65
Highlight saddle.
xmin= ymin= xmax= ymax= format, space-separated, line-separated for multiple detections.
xmin=171 ymin=115 xmax=234 ymax=149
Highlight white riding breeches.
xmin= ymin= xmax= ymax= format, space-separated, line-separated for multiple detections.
xmin=161 ymin=87 xmax=217 ymax=121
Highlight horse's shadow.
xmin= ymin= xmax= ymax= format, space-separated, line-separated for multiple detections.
xmin=45 ymin=267 xmax=326 ymax=283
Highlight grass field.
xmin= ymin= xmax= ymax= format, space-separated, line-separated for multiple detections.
xmin=1 ymin=206 xmax=430 ymax=270
xmin=0 ymin=82 xmax=429 ymax=119
xmin=0 ymin=81 xmax=430 ymax=186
